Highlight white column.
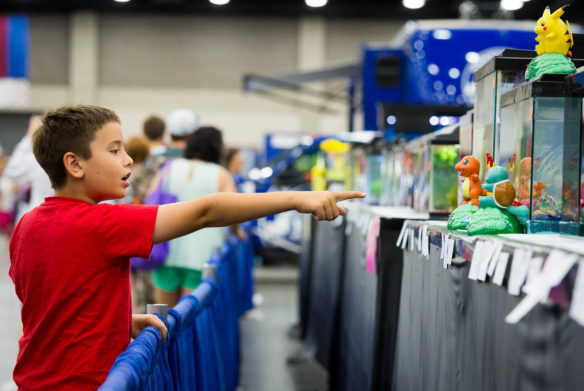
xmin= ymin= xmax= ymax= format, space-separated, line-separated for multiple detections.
xmin=297 ymin=16 xmax=326 ymax=71
xmin=69 ymin=12 xmax=98 ymax=104
xmin=297 ymin=17 xmax=327 ymax=132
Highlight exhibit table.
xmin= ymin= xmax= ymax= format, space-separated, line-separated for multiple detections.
xmin=393 ymin=220 xmax=584 ymax=391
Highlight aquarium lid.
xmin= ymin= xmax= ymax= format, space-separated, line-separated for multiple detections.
xmin=405 ymin=124 xmax=459 ymax=150
xmin=474 ymin=49 xmax=536 ymax=82
xmin=431 ymin=125 xmax=460 ymax=145
xmin=500 ymin=74 xmax=583 ymax=107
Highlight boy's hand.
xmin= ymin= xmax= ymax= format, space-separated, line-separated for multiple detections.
xmin=295 ymin=191 xmax=365 ymax=221
xmin=131 ymin=314 xmax=168 ymax=343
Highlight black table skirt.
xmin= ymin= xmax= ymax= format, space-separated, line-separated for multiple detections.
xmin=393 ymin=244 xmax=584 ymax=391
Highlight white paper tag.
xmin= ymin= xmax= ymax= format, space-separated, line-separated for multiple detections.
xmin=505 ymin=295 xmax=539 ymax=324
xmin=507 ymin=249 xmax=532 ymax=296
xmin=440 ymin=233 xmax=445 ymax=260
xmin=422 ymin=226 xmax=429 ymax=258
xmin=522 ymin=251 xmax=578 ymax=300
xmin=487 ymin=241 xmax=504 ymax=277
xmin=396 ymin=222 xmax=407 ymax=247
xmin=468 ymin=241 xmax=484 ymax=280
xmin=569 ymin=261 xmax=584 ymax=327
xmin=400 ymin=227 xmax=409 ymax=250
xmin=409 ymin=229 xmax=415 ymax=252
xmin=526 ymin=257 xmax=544 ymax=283
xmin=417 ymin=227 xmax=422 ymax=253
xmin=442 ymin=235 xmax=450 ymax=269
xmin=478 ymin=241 xmax=496 ymax=281
xmin=492 ymin=252 xmax=510 ymax=286
xmin=446 ymin=238 xmax=455 ymax=266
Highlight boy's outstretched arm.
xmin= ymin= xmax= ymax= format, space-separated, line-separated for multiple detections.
xmin=152 ymin=191 xmax=365 ymax=244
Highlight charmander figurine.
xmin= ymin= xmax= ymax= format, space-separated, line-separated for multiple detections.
xmin=455 ymin=155 xmax=486 ymax=207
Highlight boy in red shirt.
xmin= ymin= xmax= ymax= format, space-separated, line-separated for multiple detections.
xmin=9 ymin=104 xmax=363 ymax=390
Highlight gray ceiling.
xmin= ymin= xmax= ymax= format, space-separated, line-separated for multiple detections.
xmin=1 ymin=0 xmax=583 ymax=23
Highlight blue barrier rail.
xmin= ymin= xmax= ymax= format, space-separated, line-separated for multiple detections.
xmin=99 ymin=227 xmax=254 ymax=391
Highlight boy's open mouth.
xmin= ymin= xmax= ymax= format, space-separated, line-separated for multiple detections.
xmin=122 ymin=173 xmax=131 ymax=181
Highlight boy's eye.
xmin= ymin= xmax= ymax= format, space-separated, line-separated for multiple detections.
xmin=111 ymin=149 xmax=119 ymax=154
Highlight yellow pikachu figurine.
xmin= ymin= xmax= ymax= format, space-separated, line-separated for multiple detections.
xmin=534 ymin=5 xmax=574 ymax=56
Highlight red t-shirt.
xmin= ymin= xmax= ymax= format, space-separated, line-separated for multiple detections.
xmin=9 ymin=197 xmax=158 ymax=390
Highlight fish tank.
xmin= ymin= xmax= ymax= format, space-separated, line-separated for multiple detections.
xmin=499 ymin=74 xmax=583 ymax=235
xmin=458 ymin=110 xmax=473 ymax=205
xmin=380 ymin=140 xmax=404 ymax=207
xmin=405 ymin=125 xmax=460 ymax=215
xmin=472 ymin=49 xmax=536 ymax=182
xmin=365 ymin=140 xmax=385 ymax=205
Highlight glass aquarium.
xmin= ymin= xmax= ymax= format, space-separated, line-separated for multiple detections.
xmin=429 ymin=144 xmax=459 ymax=213
xmin=458 ymin=110 xmax=473 ymax=205
xmin=404 ymin=125 xmax=459 ymax=214
xmin=473 ymin=49 xmax=535 ymax=182
xmin=380 ymin=141 xmax=403 ymax=207
xmin=499 ymin=75 xmax=583 ymax=234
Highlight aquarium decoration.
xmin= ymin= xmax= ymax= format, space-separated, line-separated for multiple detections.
xmin=448 ymin=156 xmax=524 ymax=234
xmin=526 ymin=6 xmax=576 ymax=80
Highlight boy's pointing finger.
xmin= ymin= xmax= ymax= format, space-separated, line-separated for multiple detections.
xmin=332 ymin=191 xmax=366 ymax=201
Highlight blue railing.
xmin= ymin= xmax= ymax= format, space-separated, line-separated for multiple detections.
xmin=99 ymin=227 xmax=254 ymax=391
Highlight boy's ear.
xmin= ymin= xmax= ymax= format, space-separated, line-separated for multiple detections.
xmin=63 ymin=152 xmax=85 ymax=180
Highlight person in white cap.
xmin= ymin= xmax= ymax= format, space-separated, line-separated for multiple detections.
xmin=164 ymin=109 xmax=199 ymax=158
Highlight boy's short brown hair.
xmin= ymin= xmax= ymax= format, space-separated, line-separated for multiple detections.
xmin=142 ymin=115 xmax=165 ymax=141
xmin=33 ymin=105 xmax=120 ymax=189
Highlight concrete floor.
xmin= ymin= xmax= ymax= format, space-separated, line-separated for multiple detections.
xmin=0 ymin=250 xmax=326 ymax=390
xmin=239 ymin=270 xmax=327 ymax=391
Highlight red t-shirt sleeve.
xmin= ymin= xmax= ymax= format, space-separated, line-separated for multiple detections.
xmin=93 ymin=203 xmax=159 ymax=260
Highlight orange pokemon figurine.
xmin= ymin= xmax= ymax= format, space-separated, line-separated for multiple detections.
xmin=455 ymin=155 xmax=486 ymax=206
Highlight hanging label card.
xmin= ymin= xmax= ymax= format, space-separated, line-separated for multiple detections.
xmin=569 ymin=261 xmax=584 ymax=327
xmin=505 ymin=295 xmax=539 ymax=324
xmin=526 ymin=257 xmax=544 ymax=283
xmin=409 ymin=229 xmax=415 ymax=252
xmin=422 ymin=226 xmax=429 ymax=258
xmin=440 ymin=233 xmax=446 ymax=260
xmin=478 ymin=241 xmax=496 ymax=281
xmin=492 ymin=252 xmax=510 ymax=286
xmin=442 ymin=234 xmax=450 ymax=269
xmin=487 ymin=241 xmax=504 ymax=277
xmin=523 ymin=251 xmax=578 ymax=300
xmin=507 ymin=249 xmax=532 ymax=296
xmin=396 ymin=222 xmax=407 ymax=247
xmin=468 ymin=241 xmax=484 ymax=280
xmin=417 ymin=226 xmax=422 ymax=253
xmin=400 ymin=227 xmax=409 ymax=250
xmin=446 ymin=238 xmax=455 ymax=266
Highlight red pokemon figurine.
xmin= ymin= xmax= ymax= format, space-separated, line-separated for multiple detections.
xmin=455 ymin=156 xmax=486 ymax=206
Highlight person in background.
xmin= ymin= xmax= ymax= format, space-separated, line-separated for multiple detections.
xmin=131 ymin=109 xmax=200 ymax=205
xmin=122 ymin=136 xmax=150 ymax=204
xmin=142 ymin=115 xmax=167 ymax=156
xmin=225 ymin=148 xmax=244 ymax=176
xmin=152 ymin=127 xmax=242 ymax=307
xmin=4 ymin=114 xmax=53 ymax=223
xmin=225 ymin=147 xmax=246 ymax=191
xmin=164 ymin=108 xmax=199 ymax=158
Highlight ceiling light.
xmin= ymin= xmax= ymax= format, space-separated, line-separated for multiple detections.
xmin=306 ymin=0 xmax=328 ymax=8
xmin=500 ymin=0 xmax=523 ymax=11
xmin=209 ymin=0 xmax=230 ymax=5
xmin=403 ymin=0 xmax=425 ymax=10
xmin=114 ymin=0 xmax=131 ymax=3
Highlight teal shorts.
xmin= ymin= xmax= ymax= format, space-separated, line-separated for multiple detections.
xmin=152 ymin=265 xmax=202 ymax=292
